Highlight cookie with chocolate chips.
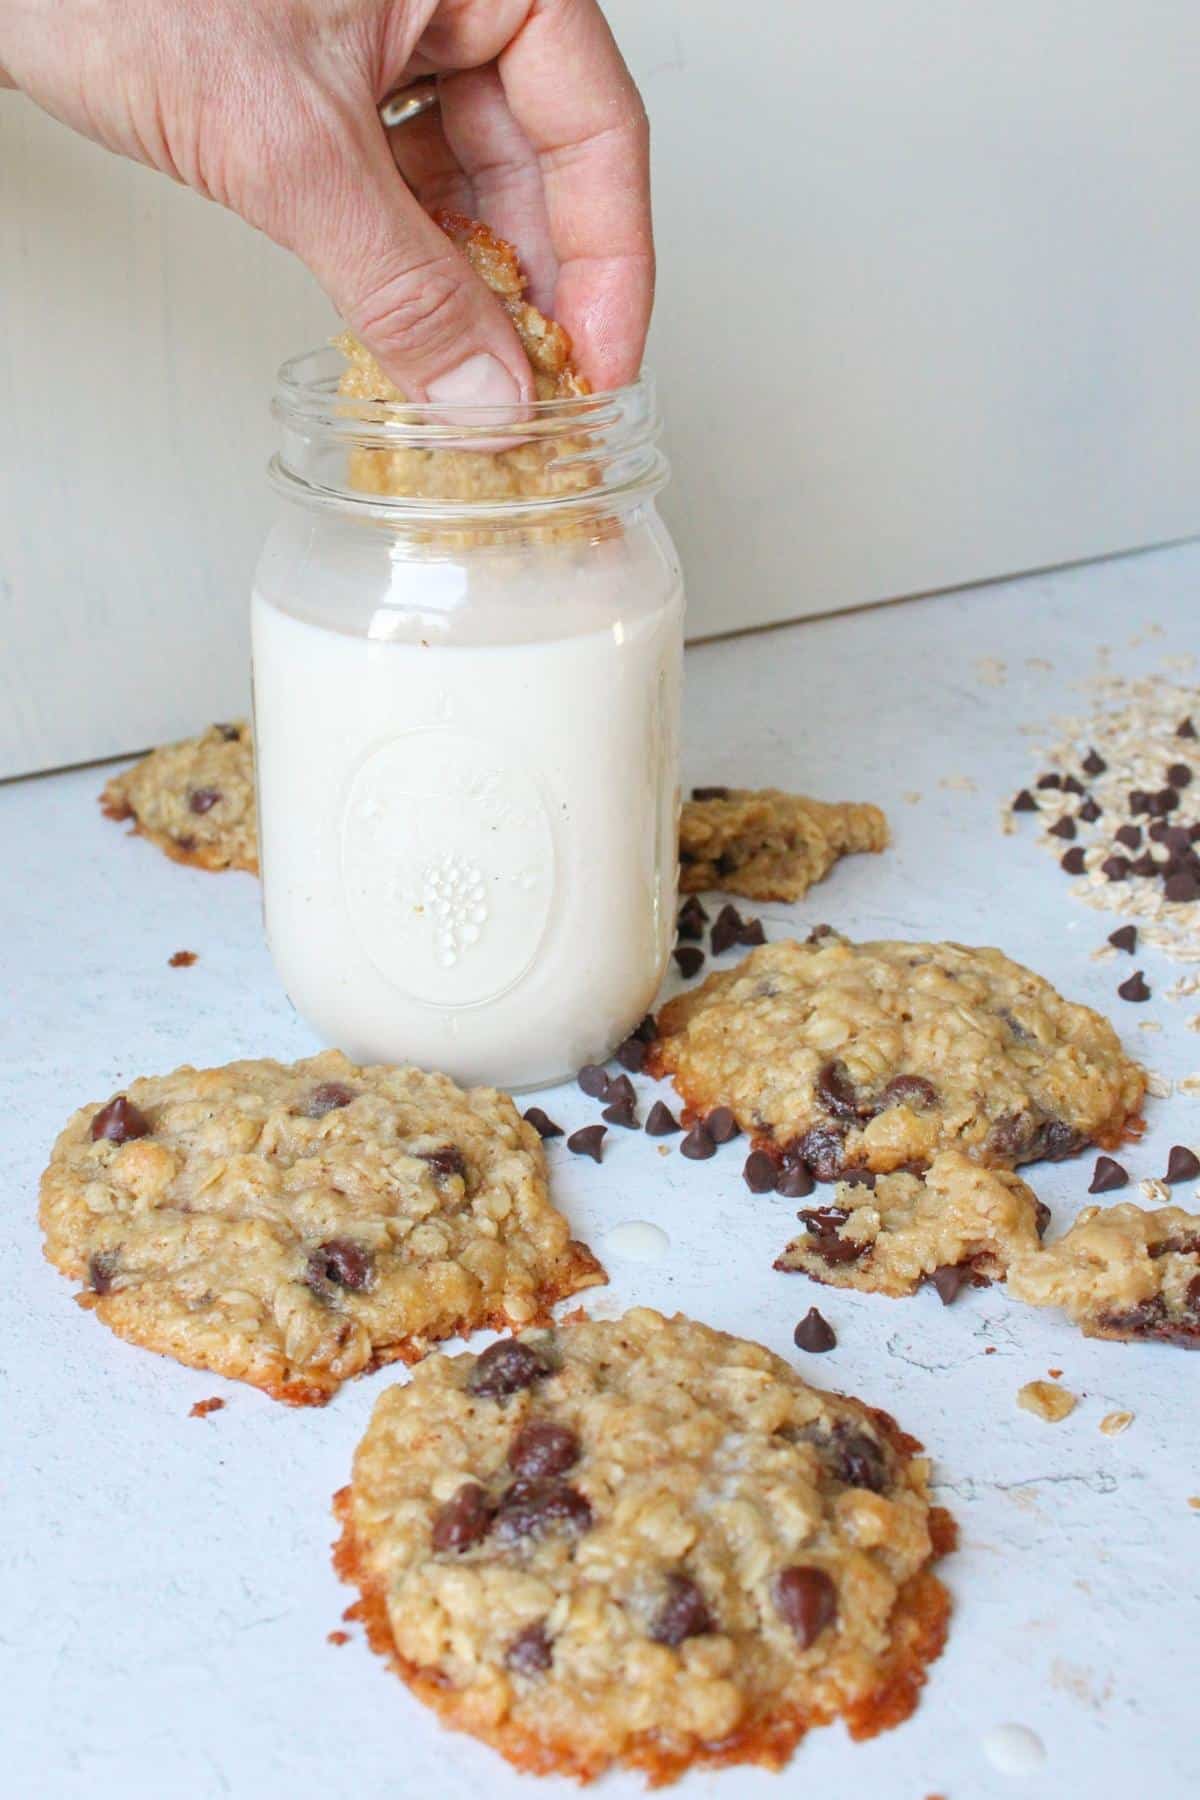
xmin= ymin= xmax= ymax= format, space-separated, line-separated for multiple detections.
xmin=679 ymin=787 xmax=888 ymax=902
xmin=1007 ymin=1202 xmax=1200 ymax=1347
xmin=775 ymin=1152 xmax=1047 ymax=1297
xmin=101 ymin=720 xmax=258 ymax=873
xmin=39 ymin=1051 xmax=603 ymax=1404
xmin=333 ymin=1308 xmax=954 ymax=1785
xmin=647 ymin=933 xmax=1145 ymax=1179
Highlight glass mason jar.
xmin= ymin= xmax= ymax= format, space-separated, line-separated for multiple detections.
xmin=252 ymin=349 xmax=683 ymax=1090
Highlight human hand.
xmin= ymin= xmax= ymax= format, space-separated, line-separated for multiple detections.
xmin=0 ymin=0 xmax=653 ymax=399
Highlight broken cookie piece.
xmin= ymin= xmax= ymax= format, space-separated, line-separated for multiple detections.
xmin=679 ymin=788 xmax=888 ymax=902
xmin=101 ymin=721 xmax=257 ymax=873
xmin=1008 ymin=1202 xmax=1200 ymax=1346
xmin=775 ymin=1152 xmax=1046 ymax=1297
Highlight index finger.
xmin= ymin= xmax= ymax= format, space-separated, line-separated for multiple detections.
xmin=497 ymin=0 xmax=653 ymax=390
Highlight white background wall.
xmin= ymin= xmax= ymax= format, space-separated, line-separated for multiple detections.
xmin=4 ymin=2 xmax=1200 ymax=777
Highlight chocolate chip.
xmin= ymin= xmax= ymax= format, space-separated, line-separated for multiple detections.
xmin=776 ymin=1161 xmax=816 ymax=1198
xmin=792 ymin=1127 xmax=845 ymax=1181
xmin=578 ymin=1067 xmax=612 ymax=1103
xmin=1148 ymin=820 xmax=1171 ymax=842
xmin=304 ymin=1082 xmax=357 ymax=1118
xmin=928 ymin=1263 xmax=970 ymax=1305
xmin=431 ymin=1482 xmax=494 ymax=1553
xmin=793 ymin=1307 xmax=836 ymax=1352
xmin=705 ymin=1106 xmax=740 ymax=1144
xmin=602 ymin=1096 xmax=638 ymax=1129
xmin=1012 ymin=789 xmax=1039 ymax=812
xmin=493 ymin=1478 xmax=593 ymax=1544
xmin=306 ymin=1238 xmax=372 ymax=1293
xmin=1078 ymin=798 xmax=1102 ymax=823
xmin=816 ymin=1060 xmax=865 ymax=1122
xmin=1036 ymin=773 xmax=1062 ymax=789
xmin=800 ymin=1207 xmax=866 ymax=1264
xmin=1168 ymin=762 xmax=1193 ymax=787
xmin=1061 ymin=775 xmax=1085 ymax=797
xmin=738 ymin=918 xmax=766 ymax=947
xmin=1101 ymin=854 xmax=1131 ymax=881
xmin=691 ymin=785 xmax=730 ymax=801
xmin=645 ymin=1101 xmax=681 ymax=1137
xmin=90 ymin=1095 xmax=151 ymax=1144
xmin=680 ymin=1124 xmax=716 ymax=1160
xmin=710 ymin=903 xmax=745 ymax=957
xmin=676 ymin=896 xmax=709 ymax=940
xmin=188 ymin=787 xmax=221 ymax=814
xmin=1154 ymin=786 xmax=1182 ymax=813
xmin=567 ymin=1125 xmax=607 ymax=1163
xmin=1060 ymin=847 xmax=1087 ymax=874
xmin=743 ymin=1149 xmax=779 ymax=1193
xmin=1130 ymin=852 xmax=1162 ymax=877
xmin=673 ymin=945 xmax=705 ymax=979
xmin=1165 ymin=1145 xmax=1200 ymax=1184
xmin=840 ymin=1169 xmax=877 ymax=1189
xmin=1108 ymin=925 xmax=1138 ymax=952
xmin=649 ymin=1573 xmax=715 ymax=1645
xmin=1082 ymin=748 xmax=1107 ymax=776
xmin=468 ymin=1338 xmax=551 ymax=1399
xmin=523 ymin=1107 xmax=563 ymax=1139
xmin=831 ymin=1428 xmax=888 ymax=1492
xmin=604 ymin=1074 xmax=636 ymax=1107
xmin=508 ymin=1420 xmax=580 ymax=1479
xmin=771 ymin=1566 xmax=838 ymax=1648
xmin=1034 ymin=1199 xmax=1052 ymax=1238
xmin=215 ymin=722 xmax=241 ymax=741
xmin=1178 ymin=717 xmax=1197 ymax=739
xmin=1115 ymin=825 xmax=1142 ymax=849
xmin=505 ymin=1620 xmax=552 ymax=1675
xmin=1088 ymin=1155 xmax=1128 ymax=1194
xmin=419 ymin=1145 xmax=467 ymax=1180
xmin=1165 ymin=872 xmax=1200 ymax=903
xmin=877 ymin=1074 xmax=939 ymax=1112
xmin=615 ymin=1036 xmax=647 ymax=1073
xmin=986 ymin=1111 xmax=1083 ymax=1163
xmin=175 ymin=834 xmax=197 ymax=852
xmin=88 ymin=1250 xmax=119 ymax=1294
xmin=1117 ymin=970 xmax=1151 ymax=1002
xmin=1128 ymin=790 xmax=1152 ymax=816
xmin=1048 ymin=815 xmax=1076 ymax=840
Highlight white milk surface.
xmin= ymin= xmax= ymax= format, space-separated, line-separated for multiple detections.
xmin=251 ymin=576 xmax=682 ymax=1088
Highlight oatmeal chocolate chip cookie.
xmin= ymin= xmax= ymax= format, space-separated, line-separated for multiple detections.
xmin=333 ymin=1308 xmax=954 ymax=1785
xmin=1007 ymin=1203 xmax=1200 ymax=1346
xmin=100 ymin=720 xmax=258 ymax=873
xmin=647 ymin=934 xmax=1145 ymax=1179
xmin=775 ymin=1152 xmax=1047 ymax=1298
xmin=680 ymin=788 xmax=889 ymax=902
xmin=39 ymin=1051 xmax=603 ymax=1405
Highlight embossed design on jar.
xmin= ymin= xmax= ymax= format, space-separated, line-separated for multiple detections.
xmin=341 ymin=731 xmax=555 ymax=1009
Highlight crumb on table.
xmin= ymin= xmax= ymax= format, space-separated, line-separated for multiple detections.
xmin=1018 ymin=1380 xmax=1078 ymax=1423
xmin=169 ymin=950 xmax=198 ymax=968
xmin=189 ymin=1396 xmax=226 ymax=1418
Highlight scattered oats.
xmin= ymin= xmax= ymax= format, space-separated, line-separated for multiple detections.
xmin=1018 ymin=1380 xmax=1078 ymax=1423
xmin=1139 ymin=1177 xmax=1171 ymax=1203
xmin=1189 ymin=1496 xmax=1200 ymax=1511
xmin=1025 ymin=657 xmax=1053 ymax=672
xmin=1146 ymin=1072 xmax=1173 ymax=1099
xmin=1168 ymin=977 xmax=1200 ymax=1003
xmin=1137 ymin=1019 xmax=1163 ymax=1032
xmin=939 ymin=773 xmax=978 ymax=793
xmin=1180 ymin=1073 xmax=1200 ymax=1097
xmin=1100 ymin=1410 xmax=1134 ymax=1436
xmin=1164 ymin=653 xmax=1196 ymax=673
xmin=1188 ymin=1016 xmax=1200 ymax=1033
xmin=904 ymin=791 xmax=922 ymax=805
xmin=1092 ymin=944 xmax=1117 ymax=963
xmin=975 ymin=656 xmax=1007 ymax=687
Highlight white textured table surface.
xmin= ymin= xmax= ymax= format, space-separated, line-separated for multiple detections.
xmin=5 ymin=544 xmax=1199 ymax=1800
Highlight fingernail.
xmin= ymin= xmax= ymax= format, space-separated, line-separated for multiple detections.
xmin=426 ymin=352 xmax=522 ymax=424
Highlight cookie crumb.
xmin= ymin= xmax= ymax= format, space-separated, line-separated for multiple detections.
xmin=1047 ymin=1367 xmax=1063 ymax=1378
xmin=1018 ymin=1380 xmax=1077 ymax=1422
xmin=904 ymin=790 xmax=922 ymax=805
xmin=939 ymin=773 xmax=977 ymax=793
xmin=169 ymin=950 xmax=198 ymax=968
xmin=189 ymin=1396 xmax=225 ymax=1418
xmin=327 ymin=1629 xmax=350 ymax=1646
xmin=984 ymin=1345 xmax=997 ymax=1354
xmin=1100 ymin=1410 xmax=1133 ymax=1436
xmin=1188 ymin=1496 xmax=1200 ymax=1511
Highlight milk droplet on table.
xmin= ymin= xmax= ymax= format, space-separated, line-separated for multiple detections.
xmin=603 ymin=1221 xmax=670 ymax=1263
xmin=982 ymin=1722 xmax=1047 ymax=1776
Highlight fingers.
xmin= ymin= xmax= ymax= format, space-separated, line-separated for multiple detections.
xmin=385 ymin=98 xmax=475 ymax=218
xmin=497 ymin=0 xmax=653 ymax=388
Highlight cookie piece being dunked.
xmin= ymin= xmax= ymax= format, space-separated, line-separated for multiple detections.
xmin=680 ymin=788 xmax=888 ymax=902
xmin=647 ymin=933 xmax=1145 ymax=1180
xmin=334 ymin=1308 xmax=954 ymax=1785
xmin=39 ymin=1051 xmax=603 ymax=1404
xmin=101 ymin=720 xmax=257 ymax=872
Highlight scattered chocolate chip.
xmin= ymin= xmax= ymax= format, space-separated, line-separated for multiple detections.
xmin=676 ymin=896 xmax=709 ymax=940
xmin=691 ymin=785 xmax=730 ymax=801
xmin=771 ymin=1566 xmax=838 ymax=1648
xmin=710 ymin=903 xmax=745 ymax=957
xmin=792 ymin=1126 xmax=845 ymax=1181
xmin=673 ymin=945 xmax=705 ymax=979
xmin=168 ymin=949 xmax=198 ymax=967
xmin=88 ymin=1250 xmax=119 ymax=1295
xmin=738 ymin=917 xmax=766 ymax=947
xmin=1012 ymin=788 xmax=1039 ymax=812
xmin=649 ymin=1573 xmax=715 ymax=1646
xmin=468 ymin=1339 xmax=550 ymax=1399
xmin=494 ymin=1477 xmax=593 ymax=1544
xmin=602 ymin=1096 xmax=638 ymax=1129
xmin=645 ymin=1101 xmax=681 ymax=1137
xmin=305 ymin=1082 xmax=356 ymax=1118
xmin=1165 ymin=871 xmax=1200 ymax=904
xmin=602 ymin=1074 xmax=633 ymax=1107
xmin=705 ymin=1106 xmax=740 ymax=1143
xmin=615 ymin=1035 xmax=647 ymax=1073
xmin=633 ymin=1013 xmax=658 ymax=1042
xmin=793 ymin=1308 xmax=837 ymax=1352
xmin=1115 ymin=825 xmax=1142 ymax=849
xmin=1152 ymin=786 xmax=1181 ymax=814
xmin=431 ymin=1482 xmax=494 ymax=1553
xmin=1148 ymin=820 xmax=1170 ymax=843
xmin=1168 ymin=762 xmax=1193 ymax=787
xmin=1101 ymin=854 xmax=1131 ymax=881
xmin=1036 ymin=773 xmax=1062 ymax=789
xmin=1078 ymin=798 xmax=1102 ymax=823
xmin=508 ymin=1420 xmax=580 ymax=1480
xmin=577 ymin=1064 xmax=611 ymax=1100
xmin=308 ymin=1238 xmax=372 ymax=1294
xmin=187 ymin=787 xmax=221 ymax=814
xmin=877 ymin=1074 xmax=939 ymax=1112
xmin=419 ymin=1145 xmax=467 ymax=1180
xmin=743 ymin=1149 xmax=779 ymax=1193
xmin=1117 ymin=970 xmax=1151 ymax=1002
xmin=1048 ymin=815 xmax=1077 ymax=840
xmin=505 ymin=1620 xmax=552 ymax=1676
xmin=1129 ymin=789 xmax=1153 ymax=816
xmin=1178 ymin=717 xmax=1197 ymax=739
xmin=928 ymin=1264 xmax=970 ymax=1305
xmin=90 ymin=1095 xmax=151 ymax=1144
xmin=816 ymin=1060 xmax=865 ymax=1122
xmin=1060 ymin=847 xmax=1087 ymax=874
xmin=680 ymin=1124 xmax=716 ymax=1160
xmin=1161 ymin=825 xmax=1194 ymax=852
xmin=1088 ymin=1155 xmax=1128 ymax=1194
xmin=776 ymin=1161 xmax=816 ymax=1198
xmin=1165 ymin=1145 xmax=1200 ymax=1184
xmin=1108 ymin=925 xmax=1138 ymax=952
xmin=567 ymin=1124 xmax=607 ymax=1163
xmin=1061 ymin=774 xmax=1084 ymax=796
xmin=1082 ymin=748 xmax=1107 ymax=776
xmin=523 ymin=1107 xmax=563 ymax=1139
xmin=1129 ymin=852 xmax=1162 ymax=877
